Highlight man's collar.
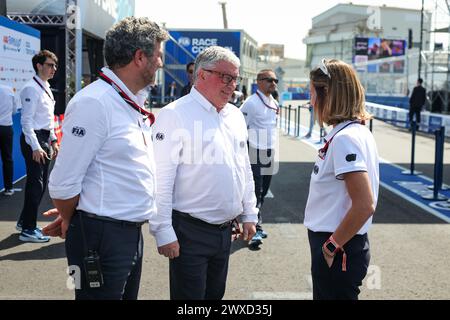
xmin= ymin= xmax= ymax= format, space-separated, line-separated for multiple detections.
xmin=257 ymin=89 xmax=270 ymax=100
xmin=100 ymin=67 xmax=138 ymax=102
xmin=34 ymin=75 xmax=49 ymax=88
xmin=190 ymin=86 xmax=229 ymax=113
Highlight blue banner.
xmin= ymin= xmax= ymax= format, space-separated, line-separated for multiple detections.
xmin=167 ymin=30 xmax=241 ymax=63
xmin=164 ymin=30 xmax=242 ymax=95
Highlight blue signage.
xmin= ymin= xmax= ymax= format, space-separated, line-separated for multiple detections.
xmin=0 ymin=17 xmax=40 ymax=190
xmin=163 ymin=30 xmax=242 ymax=96
xmin=167 ymin=30 xmax=241 ymax=64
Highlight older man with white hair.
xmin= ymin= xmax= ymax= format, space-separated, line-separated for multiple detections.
xmin=152 ymin=46 xmax=258 ymax=300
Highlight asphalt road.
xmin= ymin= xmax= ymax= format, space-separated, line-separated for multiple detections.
xmin=1 ymin=110 xmax=449 ymax=300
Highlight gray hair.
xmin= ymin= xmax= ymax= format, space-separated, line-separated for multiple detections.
xmin=104 ymin=17 xmax=168 ymax=69
xmin=194 ymin=46 xmax=240 ymax=82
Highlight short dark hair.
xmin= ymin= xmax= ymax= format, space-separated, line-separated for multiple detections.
xmin=418 ymin=78 xmax=423 ymax=84
xmin=104 ymin=17 xmax=168 ymax=69
xmin=32 ymin=50 xmax=58 ymax=73
xmin=257 ymin=69 xmax=275 ymax=80
xmin=186 ymin=62 xmax=195 ymax=71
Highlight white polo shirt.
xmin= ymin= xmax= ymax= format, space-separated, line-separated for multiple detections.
xmin=0 ymin=85 xmax=17 ymax=126
xmin=240 ymin=90 xmax=278 ymax=150
xmin=20 ymin=76 xmax=57 ymax=151
xmin=48 ymin=67 xmax=156 ymax=222
xmin=304 ymin=120 xmax=379 ymax=235
xmin=151 ymin=86 xmax=259 ymax=247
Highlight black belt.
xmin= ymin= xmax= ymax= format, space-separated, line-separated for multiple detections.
xmin=77 ymin=210 xmax=146 ymax=227
xmin=173 ymin=210 xmax=232 ymax=230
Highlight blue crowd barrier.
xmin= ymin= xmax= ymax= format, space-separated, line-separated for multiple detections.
xmin=366 ymin=95 xmax=409 ymax=109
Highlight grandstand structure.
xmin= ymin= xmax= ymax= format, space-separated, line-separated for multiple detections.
xmin=420 ymin=0 xmax=450 ymax=113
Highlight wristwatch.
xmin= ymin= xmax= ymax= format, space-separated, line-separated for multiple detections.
xmin=322 ymin=236 xmax=340 ymax=257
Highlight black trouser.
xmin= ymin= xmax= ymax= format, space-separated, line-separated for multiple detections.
xmin=249 ymin=146 xmax=274 ymax=228
xmin=18 ymin=131 xmax=51 ymax=230
xmin=308 ymin=230 xmax=370 ymax=300
xmin=170 ymin=210 xmax=232 ymax=300
xmin=0 ymin=125 xmax=13 ymax=190
xmin=66 ymin=211 xmax=144 ymax=300
xmin=409 ymin=106 xmax=421 ymax=125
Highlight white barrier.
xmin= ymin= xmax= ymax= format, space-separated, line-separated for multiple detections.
xmin=366 ymin=102 xmax=450 ymax=137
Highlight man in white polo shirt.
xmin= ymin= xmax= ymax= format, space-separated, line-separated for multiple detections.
xmin=152 ymin=46 xmax=258 ymax=300
xmin=240 ymin=69 xmax=279 ymax=248
xmin=0 ymin=84 xmax=18 ymax=196
xmin=43 ymin=17 xmax=168 ymax=300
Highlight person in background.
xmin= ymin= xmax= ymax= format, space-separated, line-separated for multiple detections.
xmin=166 ymin=81 xmax=178 ymax=102
xmin=409 ymin=78 xmax=426 ymax=126
xmin=240 ymin=69 xmax=279 ymax=248
xmin=0 ymin=84 xmax=18 ymax=196
xmin=305 ymin=58 xmax=379 ymax=300
xmin=241 ymin=85 xmax=248 ymax=101
xmin=17 ymin=50 xmax=59 ymax=243
xmin=180 ymin=62 xmax=194 ymax=97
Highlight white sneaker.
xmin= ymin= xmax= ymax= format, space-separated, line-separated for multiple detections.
xmin=19 ymin=228 xmax=50 ymax=243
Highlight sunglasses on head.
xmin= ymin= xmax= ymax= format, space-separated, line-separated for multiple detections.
xmin=259 ymin=77 xmax=278 ymax=84
xmin=318 ymin=58 xmax=331 ymax=79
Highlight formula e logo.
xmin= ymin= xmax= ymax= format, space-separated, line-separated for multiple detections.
xmin=178 ymin=37 xmax=191 ymax=47
xmin=71 ymin=126 xmax=86 ymax=137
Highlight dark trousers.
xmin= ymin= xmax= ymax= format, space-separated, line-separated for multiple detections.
xmin=249 ymin=147 xmax=274 ymax=228
xmin=409 ymin=106 xmax=421 ymax=125
xmin=0 ymin=125 xmax=13 ymax=190
xmin=308 ymin=230 xmax=370 ymax=300
xmin=19 ymin=132 xmax=51 ymax=230
xmin=170 ymin=211 xmax=232 ymax=300
xmin=66 ymin=211 xmax=144 ymax=300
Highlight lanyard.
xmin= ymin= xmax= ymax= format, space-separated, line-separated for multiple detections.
xmin=318 ymin=120 xmax=363 ymax=160
xmin=256 ymin=91 xmax=279 ymax=114
xmin=33 ymin=76 xmax=54 ymax=102
xmin=98 ymin=72 xmax=155 ymax=125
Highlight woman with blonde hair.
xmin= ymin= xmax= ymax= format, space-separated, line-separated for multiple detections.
xmin=304 ymin=59 xmax=379 ymax=300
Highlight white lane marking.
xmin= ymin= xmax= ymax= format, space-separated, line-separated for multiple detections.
xmin=283 ymin=120 xmax=450 ymax=223
xmin=380 ymin=181 xmax=450 ymax=223
xmin=251 ymin=291 xmax=312 ymax=300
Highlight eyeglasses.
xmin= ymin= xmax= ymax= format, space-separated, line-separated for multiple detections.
xmin=319 ymin=58 xmax=331 ymax=79
xmin=44 ymin=62 xmax=58 ymax=69
xmin=259 ymin=77 xmax=279 ymax=84
xmin=203 ymin=69 xmax=241 ymax=85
